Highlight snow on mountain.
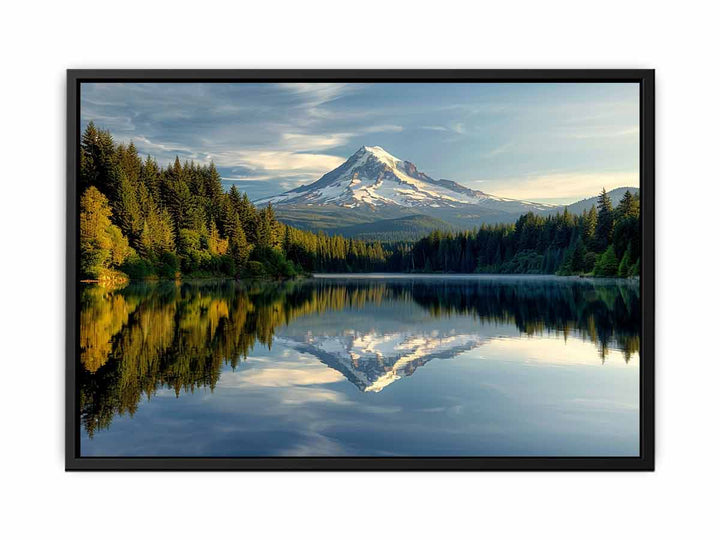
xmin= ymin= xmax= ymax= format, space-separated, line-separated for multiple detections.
xmin=255 ymin=146 xmax=557 ymax=214
xmin=274 ymin=330 xmax=485 ymax=393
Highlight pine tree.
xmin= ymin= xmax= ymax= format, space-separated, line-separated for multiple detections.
xmin=80 ymin=122 xmax=121 ymax=197
xmin=222 ymin=202 xmax=241 ymax=241
xmin=163 ymin=160 xmax=194 ymax=236
xmin=595 ymin=188 xmax=614 ymax=251
xmin=282 ymin=225 xmax=291 ymax=254
xmin=593 ymin=245 xmax=619 ymax=277
xmin=117 ymin=142 xmax=142 ymax=185
xmin=204 ymin=163 xmax=224 ymax=221
xmin=575 ymin=241 xmax=588 ymax=271
xmin=114 ymin=173 xmax=142 ymax=242
xmin=256 ymin=205 xmax=274 ymax=249
xmin=80 ymin=122 xmax=98 ymax=189
xmin=582 ymin=206 xmax=597 ymax=247
xmin=617 ymin=246 xmax=632 ymax=277
xmin=229 ymin=226 xmax=251 ymax=271
xmin=228 ymin=185 xmax=242 ymax=211
xmin=617 ymin=189 xmax=640 ymax=219
xmin=138 ymin=220 xmax=153 ymax=259
xmin=140 ymin=156 xmax=161 ymax=202
xmin=155 ymin=209 xmax=176 ymax=254
xmin=237 ymin=192 xmax=255 ymax=222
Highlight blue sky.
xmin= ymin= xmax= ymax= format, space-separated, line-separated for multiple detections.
xmin=81 ymin=82 xmax=639 ymax=204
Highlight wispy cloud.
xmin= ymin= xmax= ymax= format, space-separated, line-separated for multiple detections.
xmin=210 ymin=150 xmax=346 ymax=184
xmin=361 ymin=124 xmax=403 ymax=134
xmin=559 ymin=126 xmax=639 ymax=139
xmin=481 ymin=142 xmax=513 ymax=159
xmin=279 ymin=125 xmax=402 ymax=151
xmin=132 ymin=135 xmax=197 ymax=157
xmin=281 ymin=132 xmax=354 ymax=150
xmin=421 ymin=123 xmax=466 ymax=136
xmin=81 ymin=82 xmax=640 ymax=201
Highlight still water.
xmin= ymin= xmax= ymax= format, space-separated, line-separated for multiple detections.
xmin=79 ymin=274 xmax=640 ymax=457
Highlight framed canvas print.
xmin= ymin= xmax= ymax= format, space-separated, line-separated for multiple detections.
xmin=66 ymin=69 xmax=654 ymax=471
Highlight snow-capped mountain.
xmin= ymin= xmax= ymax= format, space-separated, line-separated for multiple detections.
xmin=255 ymin=146 xmax=557 ymax=214
xmin=275 ymin=330 xmax=485 ymax=393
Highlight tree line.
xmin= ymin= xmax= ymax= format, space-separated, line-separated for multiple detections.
xmin=79 ymin=123 xmax=640 ymax=281
xmin=79 ymin=123 xmax=388 ymax=282
xmin=385 ymin=188 xmax=640 ymax=277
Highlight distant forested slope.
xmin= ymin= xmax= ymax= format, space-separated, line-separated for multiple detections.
xmin=326 ymin=215 xmax=454 ymax=242
xmin=565 ymin=186 xmax=639 ymax=215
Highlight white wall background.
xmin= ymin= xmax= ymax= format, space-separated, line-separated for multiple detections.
xmin=1 ymin=1 xmax=716 ymax=538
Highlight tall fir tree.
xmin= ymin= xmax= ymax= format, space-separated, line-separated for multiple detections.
xmin=256 ymin=205 xmax=275 ymax=249
xmin=80 ymin=122 xmax=121 ymax=198
xmin=582 ymin=206 xmax=597 ymax=247
xmin=595 ymin=188 xmax=614 ymax=251
xmin=617 ymin=189 xmax=640 ymax=219
xmin=229 ymin=226 xmax=251 ymax=271
xmin=113 ymin=173 xmax=142 ymax=242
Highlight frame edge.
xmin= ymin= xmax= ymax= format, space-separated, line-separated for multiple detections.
xmin=65 ymin=69 xmax=656 ymax=471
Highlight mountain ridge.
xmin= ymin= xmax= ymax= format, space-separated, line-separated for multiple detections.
xmin=255 ymin=146 xmax=638 ymax=239
xmin=565 ymin=186 xmax=639 ymax=215
xmin=256 ymin=146 xmax=556 ymax=214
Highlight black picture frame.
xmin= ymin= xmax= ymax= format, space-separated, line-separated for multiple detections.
xmin=66 ymin=69 xmax=654 ymax=471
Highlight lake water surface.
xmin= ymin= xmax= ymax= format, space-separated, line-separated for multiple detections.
xmin=79 ymin=274 xmax=640 ymax=457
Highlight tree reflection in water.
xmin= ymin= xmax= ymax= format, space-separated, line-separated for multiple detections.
xmin=79 ymin=277 xmax=640 ymax=436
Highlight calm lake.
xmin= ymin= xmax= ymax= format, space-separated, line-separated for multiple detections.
xmin=79 ymin=274 xmax=640 ymax=457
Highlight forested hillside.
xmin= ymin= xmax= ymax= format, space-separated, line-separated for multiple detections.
xmin=384 ymin=189 xmax=640 ymax=277
xmin=79 ymin=123 xmax=387 ymax=282
xmin=565 ymin=186 xmax=639 ymax=215
xmin=326 ymin=215 xmax=454 ymax=242
xmin=79 ymin=123 xmax=640 ymax=282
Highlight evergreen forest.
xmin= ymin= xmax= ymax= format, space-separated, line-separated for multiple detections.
xmin=79 ymin=123 xmax=640 ymax=282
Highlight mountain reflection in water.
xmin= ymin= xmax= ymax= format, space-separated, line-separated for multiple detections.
xmin=79 ymin=276 xmax=640 ymax=438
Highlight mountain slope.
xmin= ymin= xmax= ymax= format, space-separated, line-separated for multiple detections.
xmin=256 ymin=146 xmax=557 ymax=216
xmin=256 ymin=146 xmax=638 ymax=235
xmin=565 ymin=187 xmax=639 ymax=215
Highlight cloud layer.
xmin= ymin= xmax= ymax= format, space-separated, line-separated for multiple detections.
xmin=81 ymin=82 xmax=640 ymax=203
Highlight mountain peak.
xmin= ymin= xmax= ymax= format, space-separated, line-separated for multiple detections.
xmin=355 ymin=145 xmax=401 ymax=167
xmin=359 ymin=145 xmax=387 ymax=154
xmin=254 ymin=146 xmax=557 ymax=215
